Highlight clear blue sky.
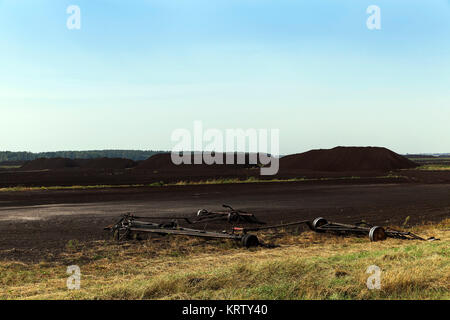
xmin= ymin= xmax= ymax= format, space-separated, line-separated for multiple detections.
xmin=1 ymin=0 xmax=449 ymax=154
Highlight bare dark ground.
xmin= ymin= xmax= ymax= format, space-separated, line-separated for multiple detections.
xmin=3 ymin=165 xmax=450 ymax=188
xmin=1 ymin=179 xmax=450 ymax=262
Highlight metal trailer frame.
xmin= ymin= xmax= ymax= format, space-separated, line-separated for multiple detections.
xmin=232 ymin=219 xmax=387 ymax=242
xmin=228 ymin=217 xmax=436 ymax=242
xmin=194 ymin=204 xmax=266 ymax=225
xmin=106 ymin=213 xmax=261 ymax=248
xmin=105 ymin=205 xmax=438 ymax=248
xmin=309 ymin=217 xmax=438 ymax=242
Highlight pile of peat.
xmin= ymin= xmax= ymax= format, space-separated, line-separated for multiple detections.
xmin=280 ymin=147 xmax=418 ymax=172
xmin=21 ymin=157 xmax=136 ymax=170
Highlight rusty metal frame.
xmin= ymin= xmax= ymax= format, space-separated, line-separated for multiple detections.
xmin=105 ymin=206 xmax=438 ymax=247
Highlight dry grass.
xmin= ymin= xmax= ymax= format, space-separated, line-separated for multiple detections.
xmin=0 ymin=175 xmax=408 ymax=193
xmin=0 ymin=165 xmax=22 ymax=169
xmin=0 ymin=220 xmax=448 ymax=300
xmin=171 ymin=176 xmax=403 ymax=186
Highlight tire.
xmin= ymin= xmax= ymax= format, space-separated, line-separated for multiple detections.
xmin=241 ymin=234 xmax=259 ymax=248
xmin=369 ymin=226 xmax=386 ymax=242
xmin=312 ymin=217 xmax=328 ymax=232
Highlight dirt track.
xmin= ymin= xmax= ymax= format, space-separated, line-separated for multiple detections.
xmin=1 ymin=181 xmax=449 ymax=261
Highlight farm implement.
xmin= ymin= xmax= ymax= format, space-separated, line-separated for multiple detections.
xmin=105 ymin=214 xmax=260 ymax=248
xmin=105 ymin=205 xmax=438 ymax=247
xmin=104 ymin=205 xmax=264 ymax=247
xmin=308 ymin=217 xmax=438 ymax=242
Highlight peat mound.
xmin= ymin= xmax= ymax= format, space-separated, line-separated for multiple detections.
xmin=20 ymin=157 xmax=136 ymax=170
xmin=0 ymin=160 xmax=25 ymax=166
xmin=280 ymin=147 xmax=418 ymax=172
xmin=135 ymin=152 xmax=263 ymax=171
xmin=136 ymin=153 xmax=173 ymax=170
xmin=21 ymin=158 xmax=79 ymax=170
xmin=77 ymin=157 xmax=136 ymax=169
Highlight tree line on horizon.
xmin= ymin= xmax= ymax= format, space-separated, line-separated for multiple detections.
xmin=0 ymin=150 xmax=166 ymax=162
xmin=1 ymin=150 xmax=449 ymax=163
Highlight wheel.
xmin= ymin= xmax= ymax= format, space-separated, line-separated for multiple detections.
xmin=312 ymin=217 xmax=328 ymax=232
xmin=369 ymin=226 xmax=386 ymax=242
xmin=241 ymin=234 xmax=259 ymax=248
xmin=197 ymin=209 xmax=208 ymax=216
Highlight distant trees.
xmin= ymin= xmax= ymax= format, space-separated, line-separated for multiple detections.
xmin=0 ymin=150 xmax=164 ymax=162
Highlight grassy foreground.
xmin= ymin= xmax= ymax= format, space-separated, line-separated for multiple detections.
xmin=0 ymin=220 xmax=448 ymax=300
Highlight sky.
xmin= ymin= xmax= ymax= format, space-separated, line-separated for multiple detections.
xmin=0 ymin=0 xmax=449 ymax=154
